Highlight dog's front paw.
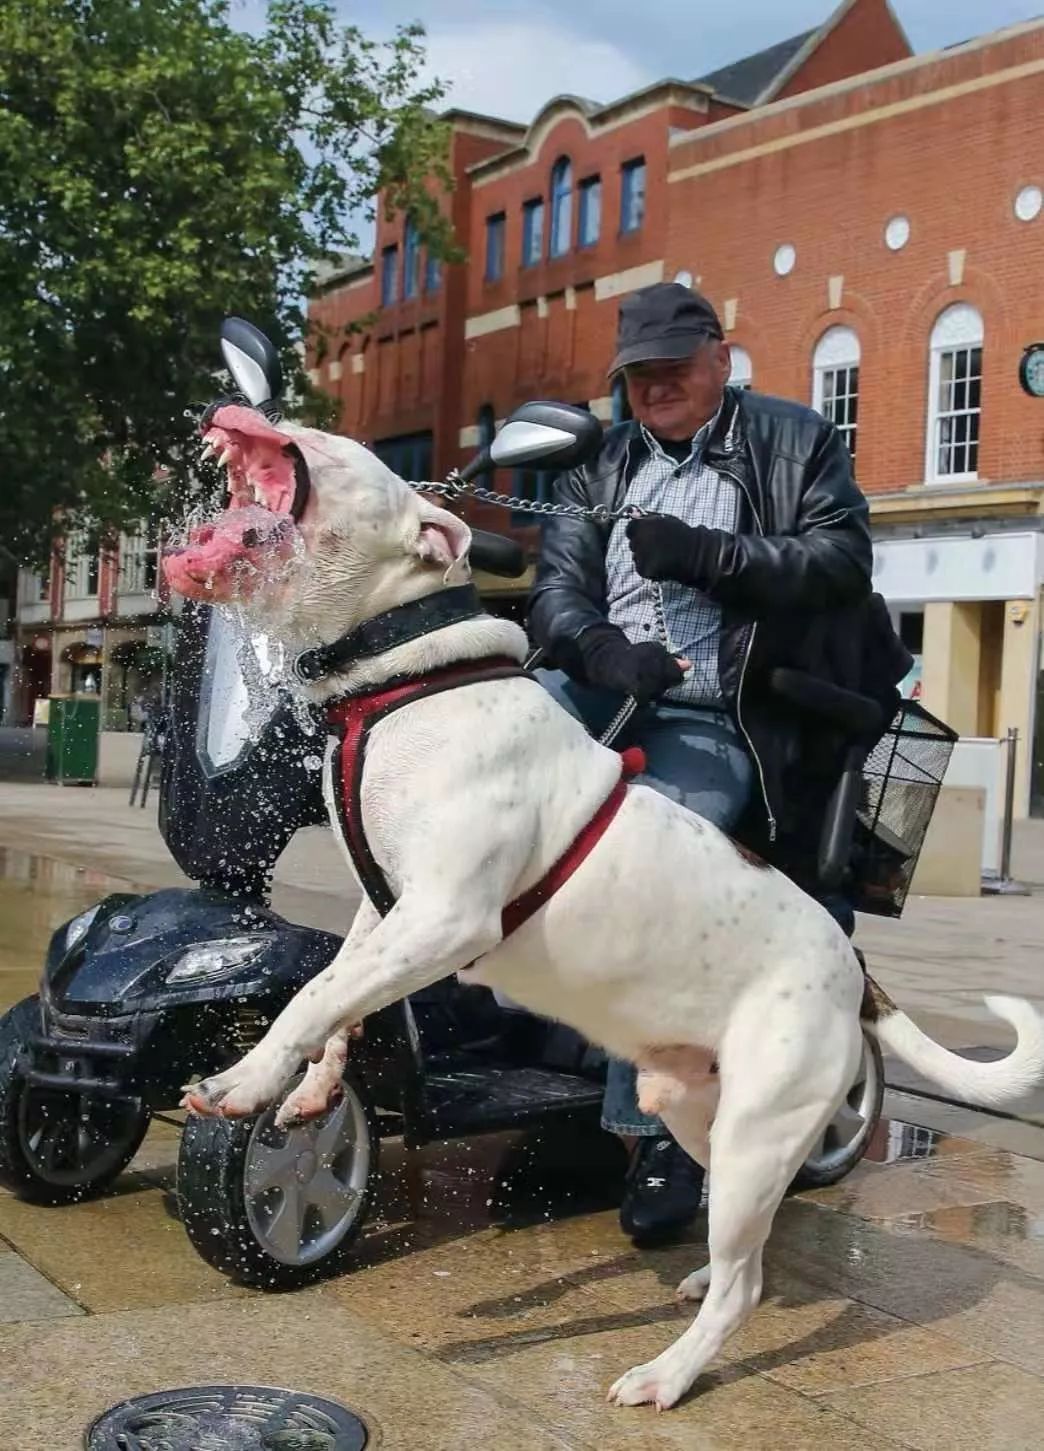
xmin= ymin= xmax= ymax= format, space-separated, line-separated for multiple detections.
xmin=607 ymin=1352 xmax=693 ymax=1412
xmin=181 ymin=1050 xmax=292 ymax=1119
xmin=274 ymin=1079 xmax=343 ymax=1129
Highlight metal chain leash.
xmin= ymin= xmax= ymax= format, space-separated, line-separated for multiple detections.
xmin=417 ymin=474 xmax=674 ymax=748
xmin=420 ymin=472 xmax=640 ymax=527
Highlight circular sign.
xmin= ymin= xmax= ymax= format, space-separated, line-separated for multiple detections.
xmin=1014 ymin=185 xmax=1043 ymax=223
xmin=884 ymin=215 xmax=911 ymax=251
xmin=1019 ymin=343 xmax=1044 ymax=398
xmin=773 ymin=243 xmax=796 ymax=277
xmin=86 ymin=1386 xmax=369 ymax=1451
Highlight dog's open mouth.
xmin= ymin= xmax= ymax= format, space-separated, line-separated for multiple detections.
xmin=162 ymin=404 xmax=309 ymax=603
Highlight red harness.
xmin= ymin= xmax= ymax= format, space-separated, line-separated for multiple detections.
xmin=325 ymin=658 xmax=645 ymax=934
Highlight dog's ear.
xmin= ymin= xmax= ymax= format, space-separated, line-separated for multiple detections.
xmin=414 ymin=496 xmax=472 ymax=585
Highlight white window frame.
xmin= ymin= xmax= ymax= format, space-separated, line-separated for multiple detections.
xmin=812 ymin=326 xmax=860 ymax=462
xmin=118 ymin=527 xmax=158 ymax=597
xmin=926 ymin=303 xmax=983 ymax=484
xmin=729 ymin=345 xmax=753 ymax=390
xmin=16 ymin=568 xmax=51 ymax=624
xmin=64 ymin=532 xmax=99 ymax=602
xmin=18 ymin=569 xmax=49 ymax=606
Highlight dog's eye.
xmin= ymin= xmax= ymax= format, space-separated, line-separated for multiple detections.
xmin=241 ymin=529 xmax=260 ymax=547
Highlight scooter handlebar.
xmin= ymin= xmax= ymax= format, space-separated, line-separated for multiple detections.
xmin=469 ymin=529 xmax=527 ymax=579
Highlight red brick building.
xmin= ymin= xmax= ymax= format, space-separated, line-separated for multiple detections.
xmin=309 ymin=0 xmax=910 ymax=510
xmin=309 ymin=0 xmax=1044 ymax=814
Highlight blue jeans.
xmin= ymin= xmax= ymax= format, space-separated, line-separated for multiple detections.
xmin=537 ymin=671 xmax=754 ymax=1136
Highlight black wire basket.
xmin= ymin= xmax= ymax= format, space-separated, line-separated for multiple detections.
xmin=850 ymin=700 xmax=959 ymax=918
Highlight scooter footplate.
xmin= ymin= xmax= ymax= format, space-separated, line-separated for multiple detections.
xmin=424 ymin=1064 xmax=603 ymax=1137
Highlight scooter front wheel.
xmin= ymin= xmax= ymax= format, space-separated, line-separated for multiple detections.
xmin=177 ymin=1067 xmax=379 ymax=1290
xmin=0 ymin=996 xmax=151 ymax=1204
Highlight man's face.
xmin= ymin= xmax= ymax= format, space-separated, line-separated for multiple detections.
xmin=622 ymin=340 xmax=731 ymax=440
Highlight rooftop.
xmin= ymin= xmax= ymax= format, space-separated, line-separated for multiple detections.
xmin=695 ymin=28 xmax=816 ymax=106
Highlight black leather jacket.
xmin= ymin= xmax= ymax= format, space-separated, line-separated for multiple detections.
xmin=528 ymin=386 xmax=876 ymax=841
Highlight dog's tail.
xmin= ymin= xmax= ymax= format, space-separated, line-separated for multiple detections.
xmin=861 ymin=975 xmax=1044 ymax=1109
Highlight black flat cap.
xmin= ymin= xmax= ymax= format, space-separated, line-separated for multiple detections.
xmin=609 ymin=282 xmax=724 ymax=375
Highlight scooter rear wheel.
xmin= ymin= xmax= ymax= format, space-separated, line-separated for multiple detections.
xmin=177 ymin=1067 xmax=379 ymax=1290
xmin=0 ymin=996 xmax=151 ymax=1204
xmin=791 ymin=1027 xmax=884 ymax=1191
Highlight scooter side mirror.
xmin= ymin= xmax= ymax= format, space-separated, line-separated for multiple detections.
xmin=490 ymin=401 xmax=603 ymax=472
xmin=220 ymin=317 xmax=283 ymax=416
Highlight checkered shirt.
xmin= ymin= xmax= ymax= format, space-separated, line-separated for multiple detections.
xmin=605 ymin=412 xmax=739 ymax=708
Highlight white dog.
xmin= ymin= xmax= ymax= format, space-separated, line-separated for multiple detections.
xmin=167 ymin=405 xmax=1044 ymax=1411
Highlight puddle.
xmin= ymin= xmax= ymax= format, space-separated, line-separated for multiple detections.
xmin=0 ymin=846 xmax=142 ymax=1009
xmin=890 ymin=1199 xmax=1044 ymax=1243
xmin=863 ymin=1115 xmax=960 ymax=1165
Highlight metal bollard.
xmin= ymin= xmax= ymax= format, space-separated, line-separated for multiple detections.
xmin=984 ymin=727 xmax=1029 ymax=894
xmin=999 ymin=727 xmax=1018 ymax=883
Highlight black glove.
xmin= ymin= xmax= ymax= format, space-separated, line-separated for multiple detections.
xmin=626 ymin=515 xmax=724 ymax=588
xmin=577 ymin=624 xmax=685 ymax=702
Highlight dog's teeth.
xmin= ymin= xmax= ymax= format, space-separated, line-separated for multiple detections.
xmin=200 ymin=441 xmax=216 ymax=461
xmin=218 ymin=448 xmax=233 ymax=468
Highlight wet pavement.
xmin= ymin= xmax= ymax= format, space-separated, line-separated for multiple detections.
xmin=4 ymin=848 xmax=1044 ymax=1447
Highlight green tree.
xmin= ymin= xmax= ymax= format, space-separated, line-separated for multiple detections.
xmin=0 ymin=0 xmax=452 ymax=563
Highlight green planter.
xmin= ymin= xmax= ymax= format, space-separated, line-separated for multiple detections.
xmin=45 ymin=696 xmax=100 ymax=785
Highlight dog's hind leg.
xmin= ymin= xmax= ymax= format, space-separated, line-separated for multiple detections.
xmin=609 ymin=988 xmax=861 ymax=1411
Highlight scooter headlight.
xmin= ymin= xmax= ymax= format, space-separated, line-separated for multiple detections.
xmin=64 ymin=905 xmax=101 ymax=951
xmin=165 ymin=935 xmax=271 ymax=985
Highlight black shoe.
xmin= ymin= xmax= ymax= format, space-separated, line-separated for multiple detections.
xmin=619 ymin=1136 xmax=705 ymax=1246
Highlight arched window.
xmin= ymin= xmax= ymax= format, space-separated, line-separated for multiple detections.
xmin=927 ymin=303 xmax=983 ymax=481
xmin=477 ymin=404 xmax=495 ymax=451
xmin=812 ymin=326 xmax=860 ymax=463
xmin=729 ymin=345 xmax=753 ymax=391
xmin=549 ymin=157 xmax=572 ymax=258
xmin=610 ymin=374 xmax=632 ymax=425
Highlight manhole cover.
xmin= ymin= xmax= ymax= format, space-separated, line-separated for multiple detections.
xmin=86 ymin=1385 xmax=368 ymax=1450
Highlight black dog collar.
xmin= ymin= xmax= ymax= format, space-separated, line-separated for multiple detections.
xmin=292 ymin=584 xmax=485 ymax=684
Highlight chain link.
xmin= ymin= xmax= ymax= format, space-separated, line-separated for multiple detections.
xmin=419 ymin=472 xmax=640 ymax=526
xmin=415 ymin=474 xmax=674 ymax=748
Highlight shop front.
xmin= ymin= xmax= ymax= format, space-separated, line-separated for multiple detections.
xmin=872 ymin=525 xmax=1044 ymax=818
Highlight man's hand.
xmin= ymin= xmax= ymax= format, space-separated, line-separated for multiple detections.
xmin=578 ymin=624 xmax=687 ymax=702
xmin=627 ymin=516 xmax=723 ymax=588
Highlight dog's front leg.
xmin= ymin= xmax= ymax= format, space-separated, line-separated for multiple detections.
xmin=183 ymin=898 xmax=505 ymax=1118
xmin=271 ymin=898 xmax=380 ymax=1126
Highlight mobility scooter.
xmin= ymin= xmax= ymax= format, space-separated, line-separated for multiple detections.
xmin=0 ymin=320 xmax=956 ymax=1289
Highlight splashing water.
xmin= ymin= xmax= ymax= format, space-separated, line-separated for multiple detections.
xmin=165 ymin=491 xmax=321 ymax=745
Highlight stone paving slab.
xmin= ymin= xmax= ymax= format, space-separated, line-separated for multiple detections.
xmin=817 ymin=1360 xmax=1044 ymax=1451
xmin=0 ymin=1247 xmax=84 ymax=1324
xmin=0 ymin=1295 xmax=578 ymax=1451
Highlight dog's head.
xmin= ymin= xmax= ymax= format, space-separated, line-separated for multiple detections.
xmin=162 ymin=405 xmax=472 ymax=647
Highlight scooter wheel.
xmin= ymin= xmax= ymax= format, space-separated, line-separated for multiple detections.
xmin=791 ymin=1028 xmax=885 ymax=1191
xmin=177 ymin=1067 xmax=379 ymax=1290
xmin=0 ymin=996 xmax=151 ymax=1204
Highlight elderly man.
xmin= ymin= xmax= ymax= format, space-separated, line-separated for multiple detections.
xmin=529 ymin=281 xmax=873 ymax=1245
